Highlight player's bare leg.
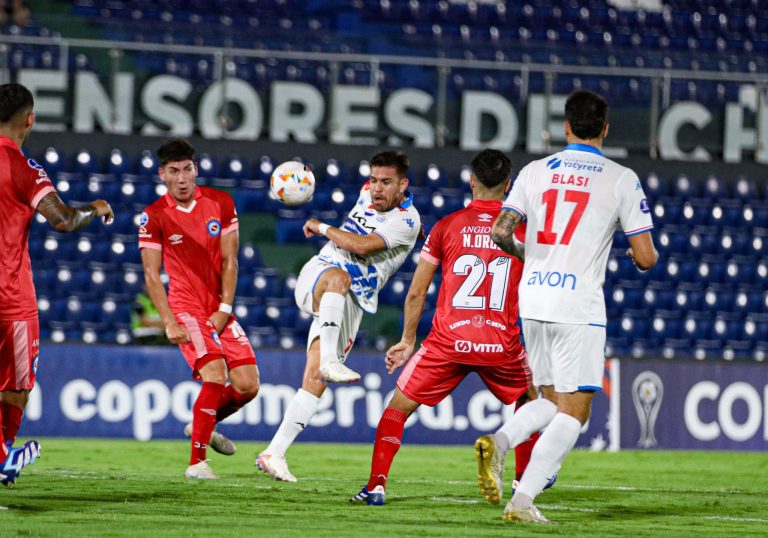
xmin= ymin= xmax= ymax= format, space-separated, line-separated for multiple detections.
xmin=313 ymin=268 xmax=359 ymax=383
xmin=257 ymin=342 xmax=326 ymax=482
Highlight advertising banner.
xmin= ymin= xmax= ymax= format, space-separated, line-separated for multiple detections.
xmin=619 ymin=359 xmax=768 ymax=450
xmin=22 ymin=345 xmax=612 ymax=448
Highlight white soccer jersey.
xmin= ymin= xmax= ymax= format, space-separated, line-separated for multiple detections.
xmin=318 ymin=183 xmax=421 ymax=314
xmin=503 ymin=144 xmax=653 ymax=325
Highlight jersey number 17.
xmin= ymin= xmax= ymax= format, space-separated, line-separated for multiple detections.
xmin=536 ymin=189 xmax=590 ymax=245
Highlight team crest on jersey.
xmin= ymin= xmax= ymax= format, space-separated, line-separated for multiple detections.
xmin=206 ymin=218 xmax=221 ymax=237
xmin=139 ymin=212 xmax=149 ymax=226
xmin=472 ymin=315 xmax=485 ymax=328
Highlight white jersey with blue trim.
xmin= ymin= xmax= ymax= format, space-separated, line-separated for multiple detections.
xmin=503 ymin=144 xmax=654 ymax=325
xmin=318 ymin=183 xmax=421 ymax=314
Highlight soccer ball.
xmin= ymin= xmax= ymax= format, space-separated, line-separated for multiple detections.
xmin=270 ymin=161 xmax=315 ymax=206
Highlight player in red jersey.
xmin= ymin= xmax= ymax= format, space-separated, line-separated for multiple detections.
xmin=138 ymin=139 xmax=259 ymax=479
xmin=0 ymin=83 xmax=114 ymax=486
xmin=350 ymin=150 xmax=540 ymax=505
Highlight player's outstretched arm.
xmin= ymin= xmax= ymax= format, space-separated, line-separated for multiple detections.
xmin=140 ymin=248 xmax=190 ymax=345
xmin=626 ymin=231 xmax=658 ymax=271
xmin=490 ymin=209 xmax=525 ymax=262
xmin=385 ymin=259 xmax=437 ymax=374
xmin=303 ymin=217 xmax=387 ymax=257
xmin=36 ymin=192 xmax=114 ymax=232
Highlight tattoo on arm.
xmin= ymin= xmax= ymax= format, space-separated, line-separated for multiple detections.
xmin=36 ymin=192 xmax=98 ymax=233
xmin=491 ymin=211 xmax=525 ymax=262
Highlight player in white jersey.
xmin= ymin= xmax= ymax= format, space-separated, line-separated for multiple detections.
xmin=488 ymin=90 xmax=658 ymax=523
xmin=257 ymin=150 xmax=421 ymax=482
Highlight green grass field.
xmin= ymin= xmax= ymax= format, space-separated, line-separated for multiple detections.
xmin=1 ymin=438 xmax=766 ymax=537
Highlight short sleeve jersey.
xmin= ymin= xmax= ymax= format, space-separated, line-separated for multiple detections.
xmin=318 ymin=183 xmax=420 ymax=314
xmin=503 ymin=144 xmax=654 ymax=325
xmin=418 ymin=199 xmax=527 ymax=366
xmin=0 ymin=137 xmax=56 ymax=320
xmin=138 ymin=186 xmax=239 ymax=317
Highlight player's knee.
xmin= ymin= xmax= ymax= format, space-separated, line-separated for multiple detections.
xmin=322 ymin=268 xmax=351 ymax=293
xmin=236 ymin=379 xmax=259 ymax=399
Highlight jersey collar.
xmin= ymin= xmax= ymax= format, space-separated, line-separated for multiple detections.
xmin=398 ymin=190 xmax=414 ymax=209
xmin=467 ymin=199 xmax=502 ymax=210
xmin=564 ymin=143 xmax=603 ymax=156
xmin=163 ymin=186 xmax=202 ymax=209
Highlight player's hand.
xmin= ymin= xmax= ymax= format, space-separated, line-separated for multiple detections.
xmin=385 ymin=341 xmax=414 ymax=374
xmin=303 ymin=217 xmax=320 ymax=238
xmin=92 ymin=199 xmax=114 ymax=224
xmin=164 ymin=320 xmax=190 ymax=344
xmin=209 ymin=311 xmax=230 ymax=335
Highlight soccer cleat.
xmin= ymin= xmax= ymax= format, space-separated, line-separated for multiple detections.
xmin=184 ymin=423 xmax=237 ymax=456
xmin=1 ymin=440 xmax=42 ymax=487
xmin=474 ymin=434 xmax=504 ymax=505
xmin=255 ymin=452 xmax=297 ymax=482
xmin=367 ymin=484 xmax=386 ymax=505
xmin=319 ymin=361 xmax=361 ymax=383
xmin=350 ymin=485 xmax=372 ymax=503
xmin=502 ymin=502 xmax=550 ymax=524
xmin=511 ymin=473 xmax=558 ymax=496
xmin=184 ymin=460 xmax=218 ymax=479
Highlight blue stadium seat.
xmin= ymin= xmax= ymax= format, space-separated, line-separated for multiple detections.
xmin=701 ymin=285 xmax=734 ymax=312
xmin=671 ymin=175 xmax=701 ymax=198
xmin=650 ymin=310 xmax=682 ymax=340
xmin=617 ymin=309 xmax=651 ymax=339
xmin=72 ymin=150 xmax=101 ymax=175
xmin=679 ymin=199 xmax=710 ymax=227
xmin=653 ymin=197 xmax=683 ymax=226
xmin=681 ymin=312 xmax=713 ymax=341
xmin=106 ymin=149 xmax=132 ymax=176
xmin=40 ymin=147 xmax=66 ymax=176
xmin=709 ymin=200 xmax=744 ymax=228
xmin=657 ymin=226 xmax=688 ymax=255
xmin=234 ymin=302 xmax=266 ymax=327
xmin=321 ymin=159 xmax=347 ymax=188
xmin=197 ymin=153 xmax=219 ymax=178
xmin=607 ymin=282 xmax=643 ymax=312
xmin=253 ymin=156 xmax=275 ymax=181
xmin=701 ymin=174 xmax=729 ymax=200
xmin=686 ymin=226 xmax=719 ymax=256
xmin=246 ymin=326 xmax=280 ymax=348
xmin=239 ymin=269 xmax=283 ymax=298
xmin=743 ymin=314 xmax=768 ymax=342
xmin=135 ymin=150 xmax=158 ymax=177
xmin=380 ymin=276 xmax=409 ymax=306
xmin=642 ymin=283 xmax=675 ymax=311
xmin=674 ymin=283 xmax=705 ymax=311
xmin=661 ymin=257 xmax=697 ymax=283
xmin=263 ymin=299 xmax=295 ymax=329
xmin=732 ymin=176 xmax=758 ymax=201
xmin=421 ymin=163 xmax=449 ymax=189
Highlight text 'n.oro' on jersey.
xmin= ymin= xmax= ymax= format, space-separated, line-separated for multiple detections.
xmin=0 ymin=137 xmax=56 ymax=320
xmin=137 ymin=186 xmax=238 ymax=317
xmin=503 ymin=144 xmax=654 ymax=325
xmin=419 ymin=199 xmax=527 ymax=366
xmin=318 ymin=182 xmax=421 ymax=314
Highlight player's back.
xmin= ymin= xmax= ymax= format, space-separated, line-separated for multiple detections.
xmin=0 ymin=138 xmax=55 ymax=320
xmin=420 ymin=199 xmax=525 ymax=366
xmin=505 ymin=145 xmax=653 ymax=325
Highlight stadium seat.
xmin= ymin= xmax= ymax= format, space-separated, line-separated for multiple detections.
xmin=106 ymin=148 xmax=132 ymax=175
xmin=72 ymin=150 xmax=101 ymax=175
xmin=701 ymin=174 xmax=729 ymax=200
xmin=650 ymin=310 xmax=682 ymax=340
xmin=135 ymin=150 xmax=158 ymax=177
xmin=671 ymin=175 xmax=701 ymax=198
xmin=732 ymin=176 xmax=758 ymax=201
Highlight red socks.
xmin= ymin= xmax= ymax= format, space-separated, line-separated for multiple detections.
xmin=515 ymin=431 xmax=540 ymax=480
xmin=190 ymin=382 xmax=225 ymax=465
xmin=1 ymin=402 xmax=23 ymax=449
xmin=366 ymin=408 xmax=407 ymax=490
xmin=216 ymin=385 xmax=255 ymax=423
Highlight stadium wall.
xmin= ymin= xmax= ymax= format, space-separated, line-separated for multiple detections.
xmin=21 ymin=345 xmax=767 ymax=451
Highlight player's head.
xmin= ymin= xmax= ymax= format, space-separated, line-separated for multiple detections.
xmin=368 ymin=150 xmax=410 ymax=212
xmin=157 ymin=138 xmax=198 ymax=205
xmin=470 ymin=149 xmax=512 ymax=195
xmin=564 ymin=90 xmax=609 ymax=142
xmin=0 ymin=83 xmax=35 ymax=146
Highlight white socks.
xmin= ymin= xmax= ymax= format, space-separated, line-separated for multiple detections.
xmin=265 ymin=388 xmax=320 ymax=457
xmin=512 ymin=412 xmax=583 ymax=507
xmin=496 ymin=398 xmax=558 ymax=458
xmin=318 ymin=292 xmax=345 ymax=369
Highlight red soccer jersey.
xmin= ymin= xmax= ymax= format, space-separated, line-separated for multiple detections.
xmin=419 ymin=199 xmax=526 ymax=366
xmin=138 ymin=186 xmax=239 ymax=317
xmin=0 ymin=137 xmax=56 ymax=320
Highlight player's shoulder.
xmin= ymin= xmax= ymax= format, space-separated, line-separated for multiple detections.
xmin=198 ymin=185 xmax=233 ymax=203
xmin=142 ymin=196 xmax=167 ymax=216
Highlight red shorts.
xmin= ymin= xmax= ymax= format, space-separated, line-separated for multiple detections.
xmin=175 ymin=312 xmax=257 ymax=380
xmin=0 ymin=318 xmax=40 ymax=391
xmin=396 ymin=343 xmax=532 ymax=407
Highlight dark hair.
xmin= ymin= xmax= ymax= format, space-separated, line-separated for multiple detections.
xmin=565 ymin=90 xmax=608 ymax=140
xmin=157 ymin=138 xmax=196 ymax=166
xmin=471 ymin=149 xmax=511 ymax=189
xmin=0 ymin=83 xmax=33 ymax=123
xmin=370 ymin=150 xmax=409 ymax=178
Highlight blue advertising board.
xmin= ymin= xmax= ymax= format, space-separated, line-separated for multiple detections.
xmin=22 ymin=345 xmax=612 ymax=448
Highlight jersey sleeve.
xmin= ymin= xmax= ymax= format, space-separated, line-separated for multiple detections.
xmin=502 ymin=163 xmax=531 ymax=219
xmin=617 ymin=169 xmax=654 ymax=236
xmin=138 ymin=208 xmax=163 ymax=250
xmin=12 ymin=154 xmax=56 ymax=209
xmin=218 ymin=191 xmax=239 ymax=235
xmin=419 ymin=217 xmax=445 ymax=266
xmin=374 ymin=210 xmax=421 ymax=250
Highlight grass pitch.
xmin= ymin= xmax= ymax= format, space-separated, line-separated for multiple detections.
xmin=1 ymin=438 xmax=766 ymax=537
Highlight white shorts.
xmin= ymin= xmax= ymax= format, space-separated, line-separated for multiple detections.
xmin=294 ymin=255 xmax=364 ymax=363
xmin=522 ymin=318 xmax=606 ymax=393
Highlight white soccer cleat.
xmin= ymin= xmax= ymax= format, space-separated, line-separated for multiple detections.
xmin=502 ymin=502 xmax=550 ymax=524
xmin=255 ymin=452 xmax=298 ymax=482
xmin=474 ymin=434 xmax=504 ymax=505
xmin=184 ymin=422 xmax=237 ymax=456
xmin=184 ymin=460 xmax=218 ymax=480
xmin=319 ymin=361 xmax=361 ymax=383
